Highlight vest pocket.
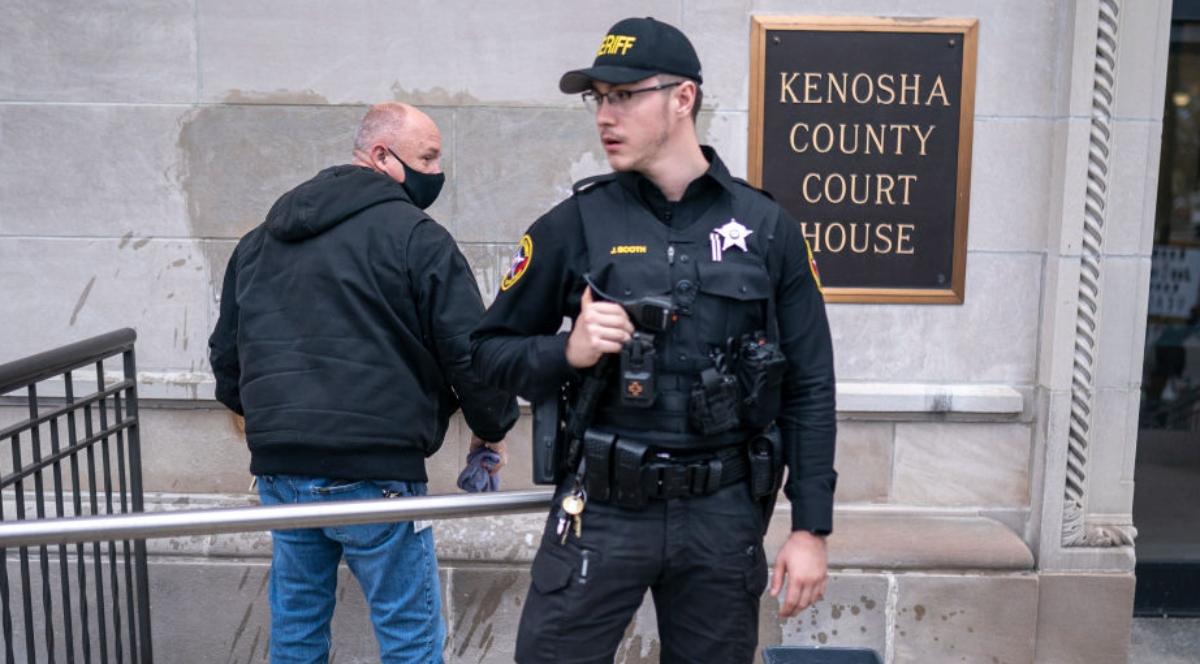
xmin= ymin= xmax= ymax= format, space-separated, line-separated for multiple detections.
xmin=592 ymin=259 xmax=672 ymax=302
xmin=696 ymin=258 xmax=771 ymax=299
xmin=694 ymin=260 xmax=771 ymax=345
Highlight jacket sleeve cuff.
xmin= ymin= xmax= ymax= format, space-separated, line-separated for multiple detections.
xmin=536 ymin=332 xmax=575 ymax=387
xmin=787 ymin=479 xmax=835 ymax=535
xmin=469 ymin=399 xmax=520 ymax=443
xmin=215 ymin=385 xmax=244 ymax=416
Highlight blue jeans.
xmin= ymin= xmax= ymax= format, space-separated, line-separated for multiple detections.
xmin=257 ymin=475 xmax=445 ymax=664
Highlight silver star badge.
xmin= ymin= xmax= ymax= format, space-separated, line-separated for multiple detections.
xmin=715 ymin=219 xmax=753 ymax=252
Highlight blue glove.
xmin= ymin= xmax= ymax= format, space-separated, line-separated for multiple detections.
xmin=457 ymin=446 xmax=502 ymax=493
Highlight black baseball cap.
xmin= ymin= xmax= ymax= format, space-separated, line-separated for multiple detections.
xmin=559 ymin=17 xmax=703 ymax=94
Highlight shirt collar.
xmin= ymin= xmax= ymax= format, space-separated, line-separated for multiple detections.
xmin=615 ymin=145 xmax=737 ymax=204
xmin=698 ymin=145 xmax=738 ymax=195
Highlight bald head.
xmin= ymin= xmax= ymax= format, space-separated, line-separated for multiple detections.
xmin=352 ymin=102 xmax=442 ymax=183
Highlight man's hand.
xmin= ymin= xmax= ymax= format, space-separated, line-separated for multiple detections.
xmin=770 ymin=530 xmax=828 ymax=617
xmin=469 ymin=435 xmax=507 ymax=476
xmin=565 ymin=286 xmax=634 ymax=369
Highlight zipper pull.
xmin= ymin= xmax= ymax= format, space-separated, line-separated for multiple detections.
xmin=667 ymin=245 xmax=675 ymax=265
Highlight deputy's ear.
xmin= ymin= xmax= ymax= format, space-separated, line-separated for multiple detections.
xmin=676 ymin=81 xmax=697 ymax=118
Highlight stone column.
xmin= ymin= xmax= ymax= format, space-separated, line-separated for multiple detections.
xmin=1030 ymin=1 xmax=1171 ymax=661
xmin=1033 ymin=0 xmax=1168 ymax=570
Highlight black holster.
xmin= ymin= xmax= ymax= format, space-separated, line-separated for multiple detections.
xmin=582 ymin=429 xmax=616 ymax=502
xmin=531 ymin=393 xmax=566 ymax=485
xmin=749 ymin=426 xmax=784 ymax=533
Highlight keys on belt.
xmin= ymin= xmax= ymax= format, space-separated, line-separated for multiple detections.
xmin=557 ymin=491 xmax=585 ymax=544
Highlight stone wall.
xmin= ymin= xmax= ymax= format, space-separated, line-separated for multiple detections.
xmin=0 ymin=1 xmax=1171 ymax=662
xmin=2 ymin=0 xmax=1065 ymax=515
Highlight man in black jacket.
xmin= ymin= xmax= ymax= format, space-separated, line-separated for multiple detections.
xmin=209 ymin=102 xmax=517 ymax=664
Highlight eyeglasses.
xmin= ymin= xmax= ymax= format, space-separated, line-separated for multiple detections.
xmin=581 ymin=81 xmax=682 ymax=113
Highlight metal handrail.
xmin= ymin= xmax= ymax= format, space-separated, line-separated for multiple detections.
xmin=0 ymin=489 xmax=555 ymax=548
xmin=0 ymin=328 xmax=136 ymax=395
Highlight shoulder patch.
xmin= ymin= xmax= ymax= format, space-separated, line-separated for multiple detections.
xmin=803 ymin=238 xmax=823 ymax=293
xmin=572 ymin=172 xmax=617 ymax=195
xmin=731 ymin=177 xmax=775 ymax=201
xmin=500 ymin=234 xmax=533 ymax=292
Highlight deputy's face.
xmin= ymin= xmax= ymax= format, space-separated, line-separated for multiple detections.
xmin=592 ymin=77 xmax=672 ymax=173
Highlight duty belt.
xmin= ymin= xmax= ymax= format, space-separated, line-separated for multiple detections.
xmin=641 ymin=445 xmax=749 ymax=500
xmin=582 ymin=430 xmax=750 ymax=509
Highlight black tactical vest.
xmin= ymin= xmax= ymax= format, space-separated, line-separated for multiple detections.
xmin=575 ymin=176 xmax=780 ymax=449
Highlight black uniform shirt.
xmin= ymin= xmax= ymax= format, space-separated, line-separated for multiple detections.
xmin=471 ymin=147 xmax=837 ymax=534
xmin=616 ymin=162 xmax=723 ymax=229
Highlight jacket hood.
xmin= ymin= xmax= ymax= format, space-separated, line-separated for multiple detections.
xmin=265 ymin=165 xmax=413 ymax=241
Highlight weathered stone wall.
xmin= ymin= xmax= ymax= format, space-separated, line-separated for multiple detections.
xmin=0 ymin=1 xmax=1170 ymax=662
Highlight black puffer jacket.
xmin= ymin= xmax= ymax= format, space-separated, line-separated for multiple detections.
xmin=209 ymin=165 xmax=517 ymax=482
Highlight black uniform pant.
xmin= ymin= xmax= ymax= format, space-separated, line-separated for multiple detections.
xmin=514 ymin=481 xmax=769 ymax=664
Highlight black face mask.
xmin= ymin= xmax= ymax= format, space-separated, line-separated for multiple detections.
xmin=387 ymin=148 xmax=445 ymax=209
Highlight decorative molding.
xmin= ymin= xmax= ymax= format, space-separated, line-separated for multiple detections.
xmin=835 ymin=383 xmax=1024 ymax=414
xmin=1062 ymin=0 xmax=1133 ymax=548
xmin=1063 ymin=499 xmax=1136 ymax=547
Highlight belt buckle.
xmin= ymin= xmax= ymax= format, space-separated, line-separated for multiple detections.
xmin=659 ymin=464 xmax=690 ymax=499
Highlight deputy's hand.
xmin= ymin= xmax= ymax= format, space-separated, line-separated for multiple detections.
xmin=470 ymin=435 xmax=508 ymax=476
xmin=565 ymin=286 xmax=634 ymax=369
xmin=770 ymin=530 xmax=828 ymax=617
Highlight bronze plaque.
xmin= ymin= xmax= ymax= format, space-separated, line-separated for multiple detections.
xmin=749 ymin=17 xmax=978 ymax=304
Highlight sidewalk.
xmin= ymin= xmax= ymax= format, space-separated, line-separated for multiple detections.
xmin=1130 ymin=618 xmax=1200 ymax=664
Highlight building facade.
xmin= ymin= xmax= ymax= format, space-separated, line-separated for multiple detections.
xmin=0 ymin=1 xmax=1173 ymax=662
